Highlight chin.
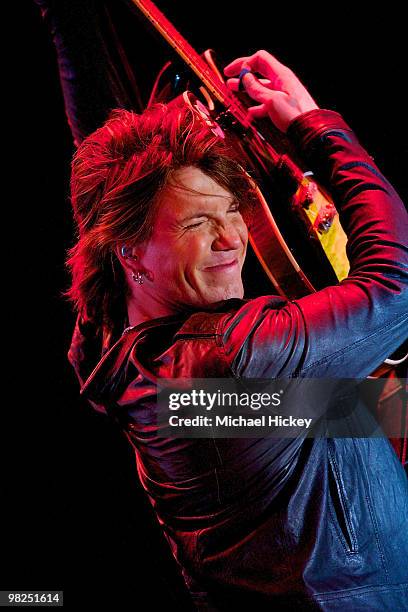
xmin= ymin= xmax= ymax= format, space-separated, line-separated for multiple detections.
xmin=208 ymin=284 xmax=244 ymax=304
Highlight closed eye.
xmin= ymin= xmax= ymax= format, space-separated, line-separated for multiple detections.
xmin=228 ymin=204 xmax=240 ymax=213
xmin=185 ymin=203 xmax=240 ymax=229
xmin=186 ymin=219 xmax=207 ymax=229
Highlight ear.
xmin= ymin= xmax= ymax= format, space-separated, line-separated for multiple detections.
xmin=114 ymin=244 xmax=140 ymax=274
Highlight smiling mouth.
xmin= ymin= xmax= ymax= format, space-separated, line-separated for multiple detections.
xmin=204 ymin=259 xmax=239 ymax=272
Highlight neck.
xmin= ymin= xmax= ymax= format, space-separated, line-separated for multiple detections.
xmin=126 ymin=294 xmax=235 ymax=328
xmin=126 ymin=296 xmax=187 ymax=328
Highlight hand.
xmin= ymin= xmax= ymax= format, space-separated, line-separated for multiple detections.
xmin=224 ymin=50 xmax=319 ymax=132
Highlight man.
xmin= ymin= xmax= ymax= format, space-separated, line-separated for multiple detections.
xmin=66 ymin=48 xmax=408 ymax=610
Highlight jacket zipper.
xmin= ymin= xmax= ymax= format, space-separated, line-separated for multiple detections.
xmin=327 ymin=441 xmax=358 ymax=554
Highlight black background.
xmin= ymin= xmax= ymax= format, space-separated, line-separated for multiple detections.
xmin=9 ymin=2 xmax=407 ymax=609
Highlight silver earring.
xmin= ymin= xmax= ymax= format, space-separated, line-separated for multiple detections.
xmin=132 ymin=271 xmax=144 ymax=285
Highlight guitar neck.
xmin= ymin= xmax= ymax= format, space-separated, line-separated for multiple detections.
xmin=131 ymin=0 xmax=251 ymax=126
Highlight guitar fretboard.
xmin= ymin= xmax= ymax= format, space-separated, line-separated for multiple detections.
xmin=131 ymin=0 xmax=251 ymax=126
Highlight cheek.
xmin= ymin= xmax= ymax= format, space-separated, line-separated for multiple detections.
xmin=151 ymin=234 xmax=210 ymax=279
xmin=241 ymin=222 xmax=248 ymax=245
xmin=178 ymin=234 xmax=211 ymax=267
xmin=238 ymin=216 xmax=249 ymax=240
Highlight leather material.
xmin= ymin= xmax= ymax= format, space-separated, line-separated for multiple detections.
xmin=69 ymin=110 xmax=408 ymax=609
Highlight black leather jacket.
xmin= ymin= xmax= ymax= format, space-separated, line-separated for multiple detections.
xmin=69 ymin=110 xmax=408 ymax=610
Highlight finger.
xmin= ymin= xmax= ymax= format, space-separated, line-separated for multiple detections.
xmin=223 ymin=56 xmax=250 ymax=76
xmin=226 ymin=77 xmax=272 ymax=92
xmin=249 ymin=50 xmax=287 ymax=77
xmin=238 ymin=72 xmax=275 ymax=104
xmin=238 ymin=50 xmax=289 ymax=89
xmin=247 ymin=104 xmax=268 ymax=119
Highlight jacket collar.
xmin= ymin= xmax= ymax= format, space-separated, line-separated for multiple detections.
xmin=68 ymin=298 xmax=247 ymax=407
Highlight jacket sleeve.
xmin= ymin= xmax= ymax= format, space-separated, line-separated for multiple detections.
xmin=219 ymin=109 xmax=408 ymax=378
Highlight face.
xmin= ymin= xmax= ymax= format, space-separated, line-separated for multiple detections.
xmin=135 ymin=166 xmax=248 ymax=313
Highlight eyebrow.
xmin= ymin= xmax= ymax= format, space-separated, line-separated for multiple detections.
xmin=180 ymin=199 xmax=239 ymax=223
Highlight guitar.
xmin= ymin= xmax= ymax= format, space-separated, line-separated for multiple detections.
xmin=129 ymin=0 xmax=407 ymax=390
xmin=129 ymin=0 xmax=349 ymax=300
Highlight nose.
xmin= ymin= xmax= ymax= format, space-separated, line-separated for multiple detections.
xmin=211 ymin=220 xmax=242 ymax=251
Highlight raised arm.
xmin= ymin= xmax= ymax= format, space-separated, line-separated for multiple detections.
xmin=219 ymin=50 xmax=408 ymax=378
